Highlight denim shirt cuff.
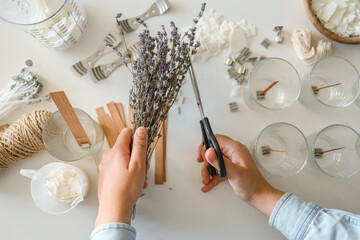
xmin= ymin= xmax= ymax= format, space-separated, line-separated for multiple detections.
xmin=269 ymin=192 xmax=321 ymax=240
xmin=90 ymin=223 xmax=136 ymax=240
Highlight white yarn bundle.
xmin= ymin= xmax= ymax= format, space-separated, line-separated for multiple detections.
xmin=291 ymin=28 xmax=333 ymax=66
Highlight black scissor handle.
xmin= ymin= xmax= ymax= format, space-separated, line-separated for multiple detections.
xmin=200 ymin=121 xmax=217 ymax=177
xmin=200 ymin=118 xmax=226 ymax=178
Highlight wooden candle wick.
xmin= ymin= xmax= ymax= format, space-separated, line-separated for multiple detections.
xmin=264 ymin=149 xmax=286 ymax=153
xmin=313 ymin=83 xmax=342 ymax=92
xmin=260 ymin=81 xmax=279 ymax=95
xmin=317 ymin=147 xmax=345 ymax=154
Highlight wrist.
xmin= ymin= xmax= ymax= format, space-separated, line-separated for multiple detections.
xmin=95 ymin=201 xmax=133 ymax=228
xmin=248 ymin=184 xmax=285 ymax=218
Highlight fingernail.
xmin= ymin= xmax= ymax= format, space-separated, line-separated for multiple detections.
xmin=209 ymin=150 xmax=216 ymax=161
xmin=136 ymin=127 xmax=147 ymax=138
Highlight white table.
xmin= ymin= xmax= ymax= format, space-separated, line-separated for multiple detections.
xmin=1 ymin=0 xmax=360 ymax=239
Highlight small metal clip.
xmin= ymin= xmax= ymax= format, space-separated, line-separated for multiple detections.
xmin=237 ymin=66 xmax=248 ymax=76
xmin=262 ymin=145 xmax=271 ymax=155
xmin=225 ymin=57 xmax=235 ymax=66
xmin=228 ymin=68 xmax=240 ymax=79
xmin=315 ymin=148 xmax=323 ymax=158
xmin=273 ymin=26 xmax=283 ymax=34
xmin=312 ymin=86 xmax=318 ymax=95
xmin=229 ymin=102 xmax=238 ymax=112
xmin=261 ymin=38 xmax=271 ymax=49
xmin=256 ymin=90 xmax=265 ymax=100
xmin=235 ymin=75 xmax=246 ymax=84
xmin=274 ymin=34 xmax=284 ymax=44
xmin=247 ymin=57 xmax=258 ymax=65
xmin=81 ymin=143 xmax=91 ymax=149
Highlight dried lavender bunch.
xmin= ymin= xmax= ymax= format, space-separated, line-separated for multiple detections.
xmin=121 ymin=3 xmax=206 ymax=161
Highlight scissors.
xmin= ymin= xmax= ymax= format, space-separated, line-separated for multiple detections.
xmin=188 ymin=55 xmax=226 ymax=178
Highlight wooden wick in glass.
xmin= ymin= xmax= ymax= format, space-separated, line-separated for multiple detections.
xmin=317 ymin=147 xmax=345 ymax=154
xmin=263 ymin=149 xmax=286 ymax=152
xmin=259 ymin=81 xmax=279 ymax=95
xmin=312 ymin=83 xmax=342 ymax=92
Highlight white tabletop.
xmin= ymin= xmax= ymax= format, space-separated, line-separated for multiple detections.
xmin=1 ymin=0 xmax=360 ymax=239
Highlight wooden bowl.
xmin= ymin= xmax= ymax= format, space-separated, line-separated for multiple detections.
xmin=304 ymin=0 xmax=360 ymax=44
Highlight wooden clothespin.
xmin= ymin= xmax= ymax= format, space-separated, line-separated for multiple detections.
xmin=49 ymin=91 xmax=91 ymax=147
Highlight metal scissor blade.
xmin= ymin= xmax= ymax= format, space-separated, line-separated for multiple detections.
xmin=188 ymin=58 xmax=205 ymax=119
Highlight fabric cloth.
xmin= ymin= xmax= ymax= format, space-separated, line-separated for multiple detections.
xmin=270 ymin=192 xmax=360 ymax=240
xmin=90 ymin=223 xmax=136 ymax=240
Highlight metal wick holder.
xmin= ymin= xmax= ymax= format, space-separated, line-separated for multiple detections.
xmin=81 ymin=143 xmax=91 ymax=150
xmin=312 ymin=86 xmax=319 ymax=95
xmin=256 ymin=90 xmax=265 ymax=100
xmin=229 ymin=102 xmax=238 ymax=112
xmin=314 ymin=148 xmax=323 ymax=158
xmin=262 ymin=145 xmax=271 ymax=155
xmin=273 ymin=26 xmax=284 ymax=44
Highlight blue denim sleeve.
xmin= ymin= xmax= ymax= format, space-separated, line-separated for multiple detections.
xmin=90 ymin=223 xmax=136 ymax=240
xmin=269 ymin=193 xmax=360 ymax=240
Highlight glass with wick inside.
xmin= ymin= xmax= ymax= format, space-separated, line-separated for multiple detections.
xmin=0 ymin=0 xmax=87 ymax=50
xmin=299 ymin=56 xmax=360 ymax=110
xmin=307 ymin=124 xmax=360 ymax=178
xmin=252 ymin=122 xmax=308 ymax=177
xmin=243 ymin=58 xmax=301 ymax=111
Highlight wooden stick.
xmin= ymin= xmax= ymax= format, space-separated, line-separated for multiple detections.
xmin=50 ymin=91 xmax=90 ymax=147
xmin=155 ymin=119 xmax=167 ymax=184
xmin=259 ymin=81 xmax=279 ymax=95
xmin=127 ymin=105 xmax=134 ymax=131
xmin=163 ymin=119 xmax=168 ymax=182
xmin=0 ymin=124 xmax=9 ymax=132
xmin=107 ymin=102 xmax=126 ymax=134
xmin=96 ymin=107 xmax=118 ymax=148
xmin=263 ymin=149 xmax=286 ymax=153
xmin=115 ymin=103 xmax=126 ymax=127
xmin=312 ymin=83 xmax=342 ymax=92
xmin=317 ymin=147 xmax=345 ymax=154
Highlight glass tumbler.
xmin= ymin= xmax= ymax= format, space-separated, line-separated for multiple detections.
xmin=253 ymin=122 xmax=308 ymax=177
xmin=299 ymin=56 xmax=360 ymax=109
xmin=243 ymin=58 xmax=301 ymax=111
xmin=307 ymin=124 xmax=360 ymax=178
xmin=42 ymin=108 xmax=104 ymax=161
xmin=0 ymin=0 xmax=87 ymax=50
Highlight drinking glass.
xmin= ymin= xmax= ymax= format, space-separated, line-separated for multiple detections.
xmin=42 ymin=108 xmax=104 ymax=161
xmin=307 ymin=124 xmax=360 ymax=178
xmin=243 ymin=58 xmax=301 ymax=111
xmin=253 ymin=122 xmax=308 ymax=177
xmin=299 ymin=56 xmax=360 ymax=109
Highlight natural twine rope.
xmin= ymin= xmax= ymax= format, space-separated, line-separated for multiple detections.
xmin=0 ymin=110 xmax=52 ymax=171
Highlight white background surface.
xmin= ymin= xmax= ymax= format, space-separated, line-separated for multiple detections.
xmin=1 ymin=0 xmax=360 ymax=239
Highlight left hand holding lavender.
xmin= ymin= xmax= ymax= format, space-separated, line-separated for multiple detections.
xmin=95 ymin=127 xmax=148 ymax=227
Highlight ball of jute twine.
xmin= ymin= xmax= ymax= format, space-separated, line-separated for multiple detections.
xmin=0 ymin=110 xmax=52 ymax=171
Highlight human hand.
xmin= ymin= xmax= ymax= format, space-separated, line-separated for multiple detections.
xmin=197 ymin=134 xmax=284 ymax=217
xmin=95 ymin=127 xmax=148 ymax=227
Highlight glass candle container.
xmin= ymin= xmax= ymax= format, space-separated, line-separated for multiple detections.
xmin=253 ymin=122 xmax=308 ymax=177
xmin=307 ymin=124 xmax=360 ymax=178
xmin=0 ymin=0 xmax=87 ymax=50
xmin=299 ymin=56 xmax=360 ymax=109
xmin=243 ymin=58 xmax=301 ymax=111
xmin=42 ymin=108 xmax=104 ymax=161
